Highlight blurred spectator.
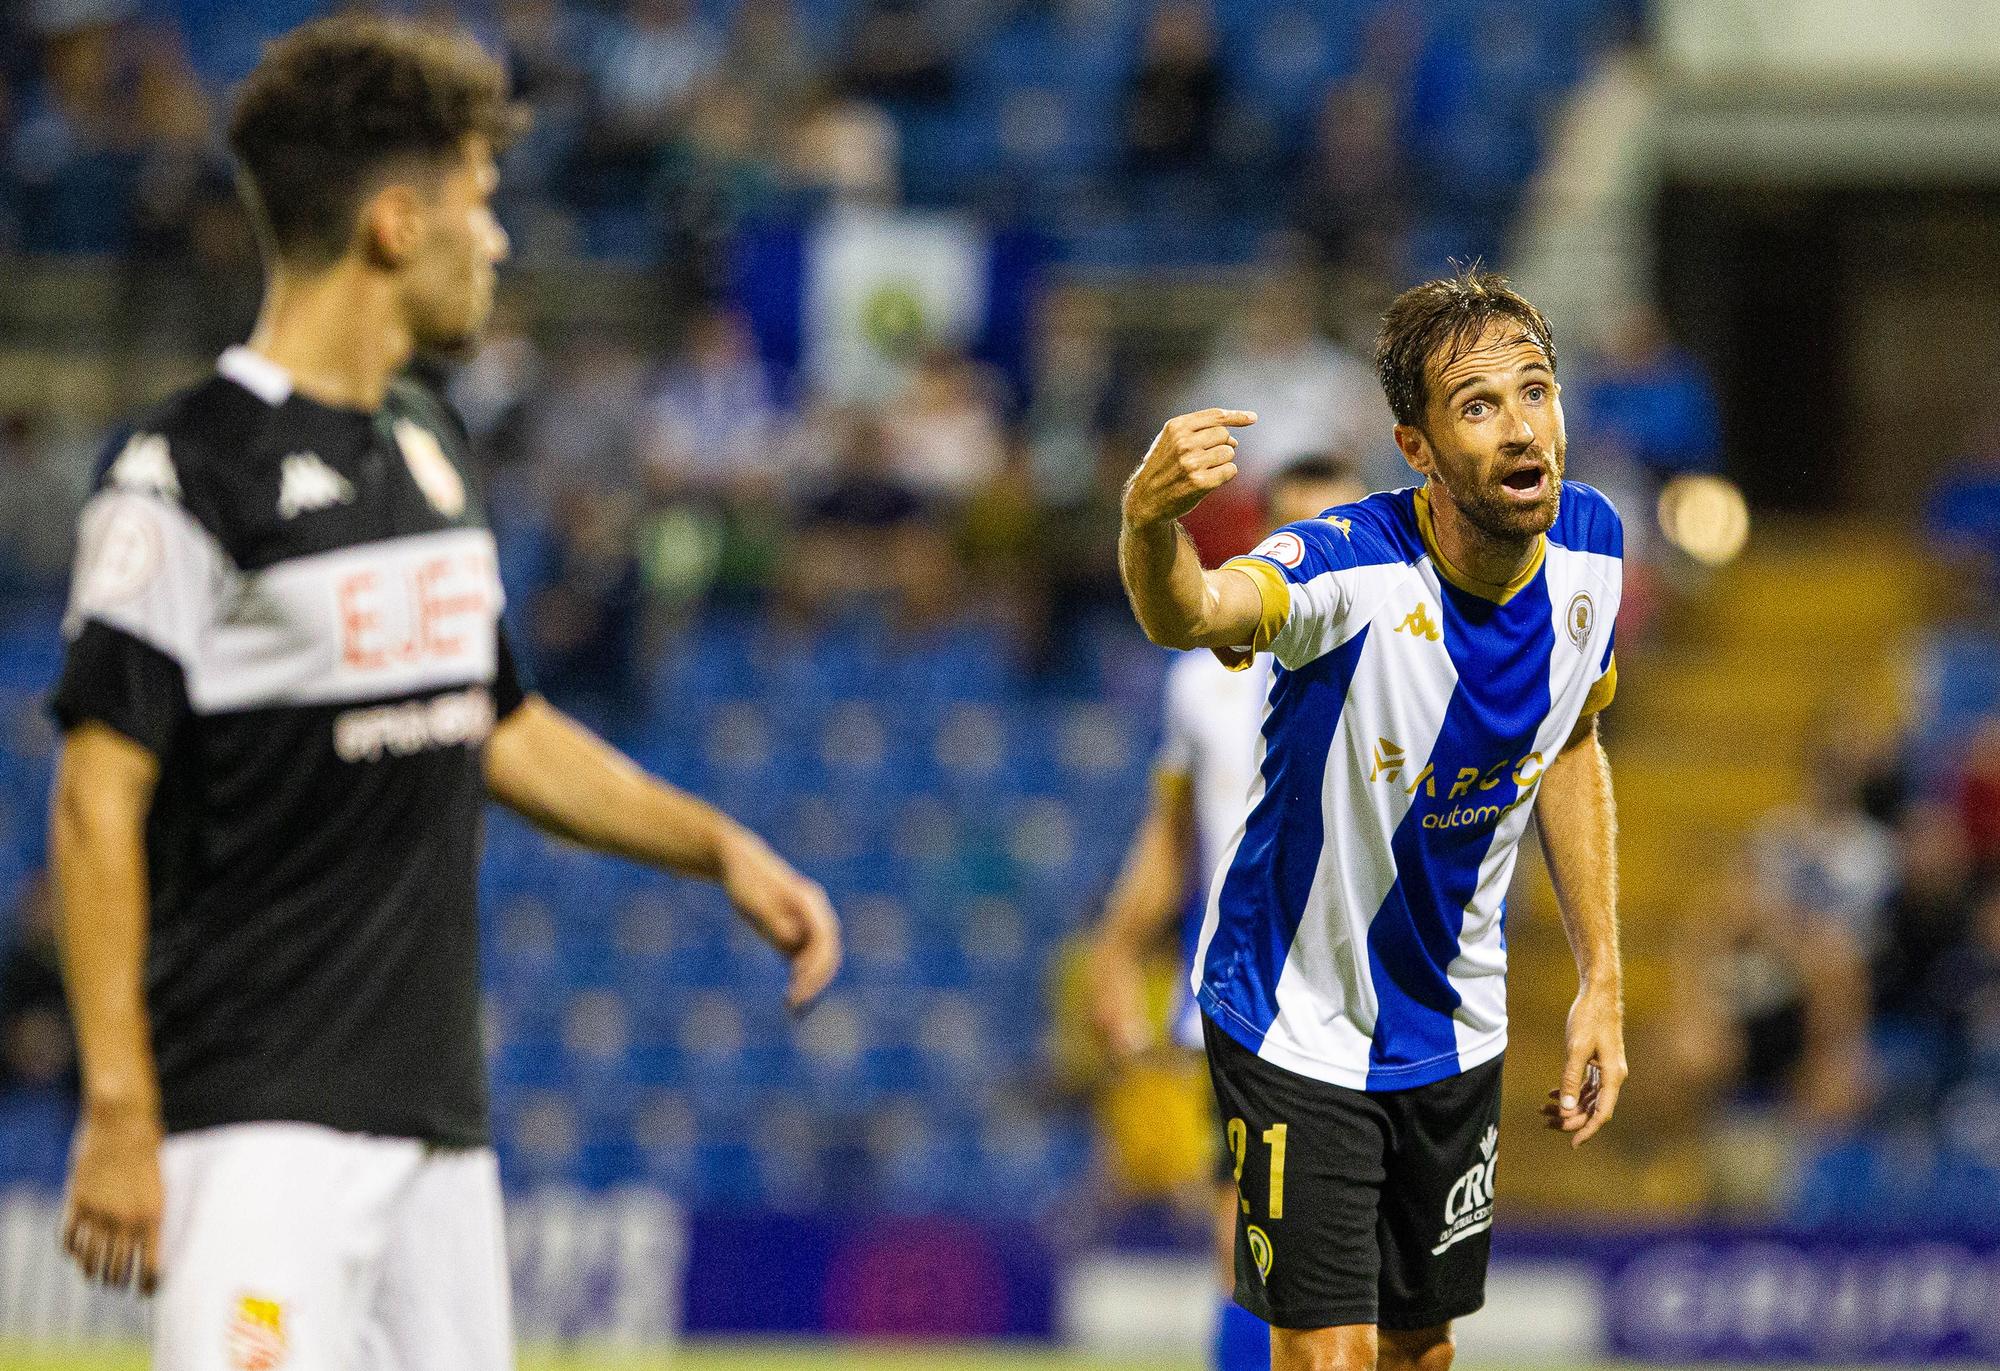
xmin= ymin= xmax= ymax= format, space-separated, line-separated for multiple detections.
xmin=524 ymin=488 xmax=645 ymax=719
xmin=837 ymin=0 xmax=956 ymax=108
xmin=0 ymin=410 xmax=83 ymax=595
xmin=639 ymin=306 xmax=785 ymax=497
xmin=448 ymin=297 xmax=546 ymax=465
xmin=593 ymin=0 xmax=722 ymax=135
xmin=781 ymin=83 xmax=900 ymax=205
xmin=1119 ymin=1 xmax=1222 ymax=185
xmin=11 ymin=17 xmax=139 ymax=254
xmin=0 ymin=874 xmax=73 ymax=1099
xmin=1927 ymin=881 xmax=2000 ymax=1095
xmin=1177 ymin=265 xmax=1389 ymax=485
xmin=783 ymin=407 xmax=953 ymax=626
xmin=1751 ymin=724 xmax=1898 ymax=952
xmin=727 ymin=0 xmax=814 ymax=127
xmin=519 ymin=333 xmax=650 ymax=504
xmin=1569 ymin=302 xmax=1725 ymax=483
xmin=1666 ymin=858 xmax=1871 ymax=1205
xmin=1956 ymin=717 xmax=2000 ymax=876
xmin=882 ymin=347 xmax=1009 ymax=505
xmin=653 ymin=77 xmax=783 ymax=300
xmin=1874 ymin=801 xmax=1979 ymax=1025
xmin=1287 ymin=79 xmax=1408 ymax=277
xmin=1023 ymin=286 xmax=1126 ymax=507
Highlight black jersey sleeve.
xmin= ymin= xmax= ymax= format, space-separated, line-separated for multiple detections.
xmin=494 ymin=620 xmax=532 ymax=718
xmin=49 ymin=621 xmax=190 ymax=755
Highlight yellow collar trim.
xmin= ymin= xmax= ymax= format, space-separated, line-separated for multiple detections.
xmin=1412 ymin=485 xmax=1546 ymax=604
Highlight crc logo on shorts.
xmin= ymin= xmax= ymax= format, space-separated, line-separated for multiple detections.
xmin=1253 ymin=531 xmax=1305 ymax=568
xmin=1432 ymin=1125 xmax=1498 ymax=1256
xmin=227 ymin=1292 xmax=288 ymax=1370
xmin=1565 ymin=591 xmax=1594 ymax=651
xmin=1247 ymin=1224 xmax=1274 ymax=1282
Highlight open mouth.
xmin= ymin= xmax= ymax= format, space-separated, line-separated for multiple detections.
xmin=1499 ymin=465 xmax=1548 ymax=498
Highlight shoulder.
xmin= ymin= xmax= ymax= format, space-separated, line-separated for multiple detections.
xmin=90 ymin=376 xmax=272 ymax=546
xmin=1237 ymin=489 xmax=1420 ymax=584
xmin=1549 ymin=481 xmax=1623 ymax=559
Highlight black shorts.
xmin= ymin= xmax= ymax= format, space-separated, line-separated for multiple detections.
xmin=1203 ymin=1015 xmax=1503 ymax=1331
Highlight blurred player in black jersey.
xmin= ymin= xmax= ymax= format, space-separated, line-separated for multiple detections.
xmin=47 ymin=17 xmax=840 ymax=1366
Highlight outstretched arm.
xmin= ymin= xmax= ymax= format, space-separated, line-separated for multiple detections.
xmin=1119 ymin=409 xmax=1267 ymax=651
xmin=486 ymin=696 xmax=841 ymax=1010
xmin=1087 ymin=777 xmax=1198 ymax=1057
xmin=1534 ymin=713 xmax=1625 ymax=1147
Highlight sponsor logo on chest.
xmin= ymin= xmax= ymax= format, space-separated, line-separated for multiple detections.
xmin=334 ymin=541 xmax=499 ymax=675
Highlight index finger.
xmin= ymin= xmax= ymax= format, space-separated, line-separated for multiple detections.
xmin=1210 ymin=409 xmax=1257 ymax=427
xmin=785 ymin=890 xmax=842 ymax=1013
xmin=1571 ymin=1076 xmax=1621 ymax=1147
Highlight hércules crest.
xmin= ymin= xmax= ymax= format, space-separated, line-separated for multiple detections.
xmin=1565 ymin=591 xmax=1594 ymax=651
xmin=394 ymin=418 xmax=466 ymax=518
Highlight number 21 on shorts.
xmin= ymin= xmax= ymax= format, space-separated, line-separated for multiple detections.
xmin=1227 ymin=1116 xmax=1287 ymax=1218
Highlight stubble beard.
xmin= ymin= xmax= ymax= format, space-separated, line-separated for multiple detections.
xmin=1445 ymin=431 xmax=1566 ymax=544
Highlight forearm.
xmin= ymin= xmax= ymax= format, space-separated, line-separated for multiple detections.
xmin=486 ymin=697 xmax=740 ymax=880
xmin=49 ymin=732 xmax=160 ymax=1117
xmin=1535 ymin=730 xmax=1621 ymax=993
xmin=1097 ymin=800 xmax=1193 ymax=956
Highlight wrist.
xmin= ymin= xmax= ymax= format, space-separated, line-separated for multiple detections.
xmin=83 ymin=1079 xmax=160 ymax=1124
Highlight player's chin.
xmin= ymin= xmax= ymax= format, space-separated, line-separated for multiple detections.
xmin=1487 ymin=480 xmax=1560 ymax=537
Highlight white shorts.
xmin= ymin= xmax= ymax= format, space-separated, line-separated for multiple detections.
xmin=155 ymin=1121 xmax=512 ymax=1371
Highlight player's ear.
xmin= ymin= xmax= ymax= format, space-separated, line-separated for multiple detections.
xmin=359 ymin=183 xmax=424 ymax=268
xmin=1393 ymin=423 xmax=1434 ymax=481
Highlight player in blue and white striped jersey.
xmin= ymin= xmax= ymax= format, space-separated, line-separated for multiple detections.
xmin=1117 ymin=268 xmax=1626 ymax=1371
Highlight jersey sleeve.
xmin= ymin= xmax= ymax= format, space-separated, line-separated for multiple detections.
xmin=49 ymin=475 xmax=231 ymax=754
xmin=1219 ymin=518 xmax=1360 ymax=671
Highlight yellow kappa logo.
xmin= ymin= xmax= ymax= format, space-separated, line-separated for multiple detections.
xmin=1396 ymin=603 xmax=1441 ymax=641
xmin=1247 ymin=1225 xmax=1274 ymax=1281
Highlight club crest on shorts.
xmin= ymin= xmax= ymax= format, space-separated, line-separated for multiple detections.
xmin=227 ymin=1292 xmax=288 ymax=1370
xmin=1565 ymin=591 xmax=1594 ymax=651
xmin=1252 ymin=531 xmax=1305 ymax=568
xmin=1433 ymin=1125 xmax=1498 ymax=1256
xmin=1247 ymin=1224 xmax=1274 ymax=1281
xmin=395 ymin=418 xmax=466 ymax=518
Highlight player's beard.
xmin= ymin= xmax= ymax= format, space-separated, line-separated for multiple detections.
xmin=1445 ymin=430 xmax=1565 ymax=543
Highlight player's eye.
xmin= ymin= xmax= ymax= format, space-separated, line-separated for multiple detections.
xmin=1462 ymin=401 xmax=1489 ymax=420
xmin=1523 ymin=385 xmax=1547 ymax=403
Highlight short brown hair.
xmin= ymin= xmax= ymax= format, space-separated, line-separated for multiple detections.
xmin=228 ymin=16 xmax=524 ymax=266
xmin=1373 ymin=266 xmax=1557 ymax=428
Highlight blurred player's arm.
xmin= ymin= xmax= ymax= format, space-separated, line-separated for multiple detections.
xmin=1535 ymin=711 xmax=1626 ymax=1148
xmin=1087 ymin=772 xmax=1197 ymax=1058
xmin=1119 ymin=408 xmax=1266 ymax=651
xmin=49 ymin=722 xmax=164 ymax=1293
xmin=485 ymin=696 xmax=840 ymax=1010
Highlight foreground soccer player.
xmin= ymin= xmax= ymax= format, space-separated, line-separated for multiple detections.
xmin=48 ymin=18 xmax=839 ymax=1365
xmin=1118 ymin=269 xmax=1624 ymax=1371
xmin=1089 ymin=456 xmax=1363 ymax=1371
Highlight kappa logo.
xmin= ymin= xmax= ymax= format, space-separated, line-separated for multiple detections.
xmin=108 ymin=433 xmax=180 ymax=500
xmin=277 ymin=453 xmax=354 ymax=520
xmin=1368 ymin=736 xmax=1406 ymax=783
xmin=1396 ymin=603 xmax=1441 ymax=641
xmin=226 ymin=1292 xmax=288 ymax=1370
xmin=1433 ymin=1125 xmax=1499 ymax=1256
xmin=1325 ymin=515 xmax=1352 ymax=539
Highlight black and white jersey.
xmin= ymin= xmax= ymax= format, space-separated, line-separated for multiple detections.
xmin=50 ymin=347 xmax=527 ymax=1146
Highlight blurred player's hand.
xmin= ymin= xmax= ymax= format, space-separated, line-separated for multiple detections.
xmin=1541 ymin=985 xmax=1627 ymax=1148
xmin=62 ymin=1101 xmax=163 ymax=1294
xmin=718 ymin=825 xmax=842 ymax=1013
xmin=1122 ymin=408 xmax=1256 ymax=528
xmin=1086 ymin=935 xmax=1153 ymax=1061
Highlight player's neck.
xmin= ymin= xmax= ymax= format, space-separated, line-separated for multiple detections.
xmin=1424 ymin=484 xmax=1539 ymax=589
xmin=246 ymin=261 xmax=414 ymax=413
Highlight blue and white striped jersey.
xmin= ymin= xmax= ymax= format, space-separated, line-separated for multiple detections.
xmin=1191 ymin=482 xmax=1621 ymax=1092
